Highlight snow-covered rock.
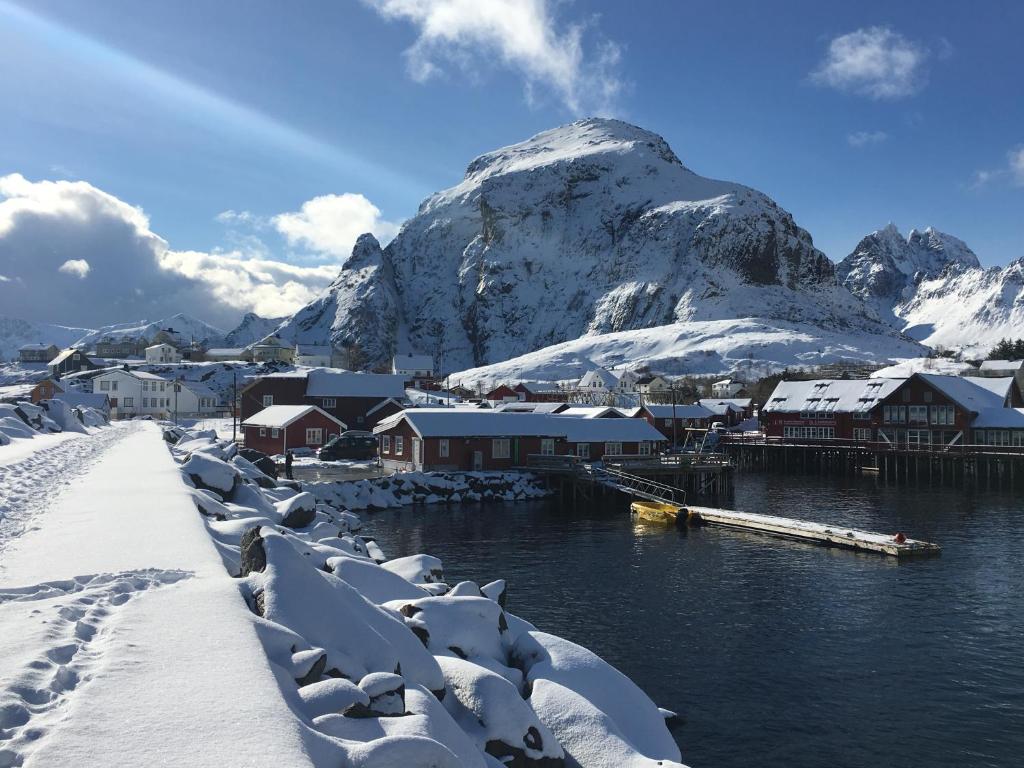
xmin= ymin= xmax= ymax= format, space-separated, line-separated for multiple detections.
xmin=0 ymin=316 xmax=93 ymax=363
xmin=223 ymin=311 xmax=285 ymax=347
xmin=277 ymin=118 xmax=911 ymax=372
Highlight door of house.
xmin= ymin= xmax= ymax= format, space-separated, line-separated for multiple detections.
xmin=413 ymin=438 xmax=422 ymax=467
xmin=472 ymin=451 xmax=483 ymax=471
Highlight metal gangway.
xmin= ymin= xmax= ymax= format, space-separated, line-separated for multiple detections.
xmin=527 ymin=454 xmax=685 ymax=505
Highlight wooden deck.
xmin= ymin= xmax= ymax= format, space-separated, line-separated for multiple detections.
xmin=684 ymin=504 xmax=941 ymax=558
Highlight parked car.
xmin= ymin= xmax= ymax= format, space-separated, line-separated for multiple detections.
xmin=317 ymin=434 xmax=378 ymax=461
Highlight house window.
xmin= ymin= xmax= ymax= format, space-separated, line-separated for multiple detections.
xmin=853 ymin=427 xmax=872 ymax=441
xmin=540 ymin=438 xmax=555 ymax=456
xmin=909 ymin=406 xmax=928 ymax=425
xmin=271 ymin=428 xmax=279 ymax=438
xmin=100 ymin=381 xmax=110 ymax=391
xmin=930 ymin=405 xmax=955 ymax=426
xmin=492 ymin=439 xmax=511 ymax=459
xmin=924 ymin=391 xmax=933 ymax=403
xmin=883 ymin=406 xmax=906 ymax=424
xmin=395 ymin=436 xmax=404 ymax=455
xmin=439 ymin=438 xmax=450 ymax=458
xmin=639 ymin=441 xmax=652 ymax=456
xmin=382 ymin=435 xmax=391 ymax=453
xmin=306 ymin=428 xmax=323 ymax=445
xmin=123 ymin=397 xmax=133 ymax=408
xmin=663 ymin=418 xmax=672 ymax=427
xmin=606 ymin=441 xmax=622 ymax=456
xmin=262 ymin=394 xmax=273 ymax=408
xmin=576 ymin=443 xmax=590 ymax=459
xmin=323 ymin=398 xmax=336 ymax=408
xmin=141 ymin=398 xmax=148 ymax=407
xmin=259 ymin=427 xmax=266 ymax=437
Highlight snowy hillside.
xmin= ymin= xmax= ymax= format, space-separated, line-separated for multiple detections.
xmin=223 ymin=312 xmax=285 ymax=347
xmin=74 ymin=313 xmax=226 ymax=347
xmin=278 ymin=118 xmax=904 ymax=371
xmin=836 ymin=224 xmax=981 ymax=315
xmin=897 ymin=259 xmax=1024 ymax=354
xmin=449 ymin=317 xmax=927 ymax=389
xmin=0 ymin=316 xmax=94 ymax=362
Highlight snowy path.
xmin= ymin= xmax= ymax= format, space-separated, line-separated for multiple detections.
xmin=0 ymin=423 xmax=313 ymax=768
xmin=0 ymin=423 xmax=136 ymax=551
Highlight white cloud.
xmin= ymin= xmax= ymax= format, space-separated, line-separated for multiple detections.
xmin=58 ymin=258 xmax=91 ymax=278
xmin=811 ymin=26 xmax=929 ymax=99
xmin=271 ymin=193 xmax=401 ymax=259
xmin=847 ymin=130 xmax=888 ymax=147
xmin=0 ymin=173 xmax=354 ymax=327
xmin=363 ymin=0 xmax=624 ymax=115
xmin=970 ymin=146 xmax=1024 ymax=189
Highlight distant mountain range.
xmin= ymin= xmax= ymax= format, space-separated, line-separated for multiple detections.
xmin=5 ymin=120 xmax=1019 ymax=379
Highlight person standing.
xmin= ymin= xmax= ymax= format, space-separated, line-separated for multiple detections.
xmin=285 ymin=450 xmax=294 ymax=480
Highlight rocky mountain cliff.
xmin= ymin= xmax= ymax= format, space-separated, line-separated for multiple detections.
xmin=223 ymin=312 xmax=285 ymax=347
xmin=0 ymin=317 xmax=93 ymax=362
xmin=277 ymin=118 xmax=907 ymax=371
xmin=836 ymin=224 xmax=981 ymax=315
xmin=74 ymin=313 xmax=226 ymax=348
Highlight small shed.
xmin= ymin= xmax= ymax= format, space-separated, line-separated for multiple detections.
xmin=242 ymin=405 xmax=347 ymax=455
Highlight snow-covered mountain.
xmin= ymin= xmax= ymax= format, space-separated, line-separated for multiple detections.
xmin=0 ymin=316 xmax=94 ymax=362
xmin=74 ymin=313 xmax=226 ymax=348
xmin=836 ymin=224 xmax=981 ymax=315
xmin=278 ymin=118 xmax=914 ymax=371
xmin=223 ymin=312 xmax=285 ymax=347
xmin=837 ymin=225 xmax=1022 ymax=354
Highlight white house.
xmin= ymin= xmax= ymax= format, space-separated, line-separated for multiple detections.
xmin=175 ymin=381 xmax=222 ymax=417
xmin=635 ymin=374 xmax=671 ymax=394
xmin=252 ymin=336 xmax=294 ymax=363
xmin=294 ymin=344 xmax=334 ymax=367
xmin=578 ymin=368 xmax=619 ymax=392
xmin=392 ymin=353 xmax=434 ymax=379
xmin=615 ymin=369 xmax=641 ymax=393
xmin=145 ymin=343 xmax=182 ymax=364
xmin=92 ymin=369 xmax=173 ymax=419
xmin=711 ymin=378 xmax=746 ymax=398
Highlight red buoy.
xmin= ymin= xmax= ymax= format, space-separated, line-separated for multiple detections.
xmin=893 ymin=532 xmax=907 ymax=544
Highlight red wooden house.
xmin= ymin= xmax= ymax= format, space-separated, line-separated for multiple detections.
xmin=242 ymin=405 xmax=347 ymax=455
xmin=633 ymin=403 xmax=714 ymax=443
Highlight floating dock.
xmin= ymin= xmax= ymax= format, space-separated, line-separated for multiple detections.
xmin=684 ymin=504 xmax=941 ymax=558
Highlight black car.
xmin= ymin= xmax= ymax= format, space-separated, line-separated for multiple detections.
xmin=317 ymin=434 xmax=378 ymax=461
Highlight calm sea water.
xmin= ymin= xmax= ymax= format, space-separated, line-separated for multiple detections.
xmin=365 ymin=473 xmax=1024 ymax=768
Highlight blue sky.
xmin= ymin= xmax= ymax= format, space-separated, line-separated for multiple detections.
xmin=0 ymin=0 xmax=1021 ymax=327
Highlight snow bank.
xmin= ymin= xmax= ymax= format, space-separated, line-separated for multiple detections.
xmin=164 ymin=427 xmax=686 ymax=767
xmin=0 ymin=399 xmax=110 ymax=456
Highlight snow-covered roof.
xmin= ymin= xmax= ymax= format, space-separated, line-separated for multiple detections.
xmin=972 ymin=408 xmax=1024 ymax=428
xmin=205 ymin=347 xmax=247 ymax=356
xmin=578 ymin=368 xmax=619 ymax=388
xmin=296 ymin=344 xmax=332 ymax=356
xmin=699 ymin=398 xmax=753 ymax=413
xmin=374 ymin=409 xmax=665 ymax=443
xmin=94 ymin=368 xmax=167 ymax=381
xmin=48 ymin=348 xmax=87 ymax=366
xmin=641 ymin=404 xmax=715 ymax=419
xmin=919 ymin=374 xmax=1011 ymax=412
xmin=0 ymin=384 xmax=35 ymax=400
xmin=556 ymin=406 xmax=624 ymax=418
xmin=145 ymin=343 xmax=177 ymax=351
xmin=18 ymin=342 xmax=56 ymax=351
xmin=979 ymin=359 xmax=1023 ymax=372
xmin=392 ymin=353 xmax=433 ymax=370
xmin=305 ymin=370 xmax=407 ymax=399
xmin=179 ymin=381 xmax=219 ymax=400
xmin=242 ymin=404 xmax=345 ymax=429
xmin=54 ymin=392 xmax=109 ymax=409
xmin=762 ymin=379 xmax=904 ymax=414
xmin=493 ymin=402 xmax=567 ymax=413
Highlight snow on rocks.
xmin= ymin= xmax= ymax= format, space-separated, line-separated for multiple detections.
xmin=164 ymin=427 xmax=685 ymax=767
xmin=0 ymin=398 xmax=109 ymax=452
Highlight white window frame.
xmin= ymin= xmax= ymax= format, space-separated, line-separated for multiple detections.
xmin=492 ymin=439 xmax=511 ymax=459
xmin=540 ymin=438 xmax=555 ymax=456
xmin=122 ymin=397 xmax=133 ymax=408
xmin=639 ymin=441 xmax=652 ymax=456
xmin=576 ymin=443 xmax=590 ymax=459
xmin=259 ymin=427 xmax=266 ymax=437
xmin=395 ymin=435 xmax=404 ymax=455
xmin=606 ymin=441 xmax=622 ymax=456
xmin=306 ymin=427 xmax=323 ymax=445
xmin=262 ymin=394 xmax=274 ymax=408
xmin=382 ymin=435 xmax=391 ymax=453
xmin=271 ymin=428 xmax=279 ymax=438
xmin=322 ymin=398 xmax=336 ymax=408
xmin=439 ymin=438 xmax=450 ymax=458
xmin=663 ymin=418 xmax=672 ymax=427
xmin=100 ymin=380 xmax=110 ymax=391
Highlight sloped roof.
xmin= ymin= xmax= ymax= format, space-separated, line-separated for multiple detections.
xmin=305 ymin=370 xmax=407 ymax=398
xmin=578 ymin=369 xmax=619 ymax=388
xmin=48 ymin=348 xmax=89 ymax=366
xmin=206 ymin=348 xmax=247 ymax=356
xmin=493 ymin=402 xmax=568 ymax=413
xmin=179 ymin=381 xmax=219 ymax=400
xmin=699 ymin=398 xmax=753 ymax=414
xmin=296 ymin=344 xmax=332 ymax=356
xmin=641 ymin=404 xmax=715 ymax=419
xmin=972 ymin=408 xmax=1024 ymax=428
xmin=762 ymin=379 xmax=904 ymax=414
xmin=556 ymin=406 xmax=624 ymax=418
xmin=94 ymin=368 xmax=166 ymax=381
xmin=918 ymin=374 xmax=1011 ymax=412
xmin=392 ymin=353 xmax=433 ymax=370
xmin=242 ymin=404 xmax=345 ymax=429
xmin=979 ymin=360 xmax=1023 ymax=372
xmin=19 ymin=343 xmax=56 ymax=351
xmin=374 ymin=409 xmax=665 ymax=442
xmin=54 ymin=392 xmax=110 ymax=409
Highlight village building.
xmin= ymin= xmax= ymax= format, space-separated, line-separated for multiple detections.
xmin=295 ymin=344 xmax=334 ymax=367
xmin=145 ymin=343 xmax=182 ymax=364
xmin=0 ymin=379 xmax=64 ymax=404
xmin=239 ymin=370 xmax=406 ymax=430
xmin=555 ymin=406 xmax=625 ymax=418
xmin=174 ymin=381 xmax=222 ymax=418
xmin=632 ymin=403 xmax=715 ymax=442
xmin=513 ymin=382 xmax=565 ymax=402
xmin=251 ymin=336 xmax=294 ymax=363
xmin=699 ymin=397 xmax=755 ymax=426
xmin=48 ymin=348 xmax=99 ymax=378
xmin=204 ymin=347 xmax=252 ymax=362
xmin=91 ymin=369 xmax=174 ymax=419
xmin=978 ymin=359 xmax=1024 ymax=390
xmin=711 ymin=378 xmax=747 ymax=398
xmin=374 ymin=409 xmax=666 ymax=472
xmin=392 ymin=353 xmax=434 ymax=380
xmin=242 ymin=405 xmax=346 ymax=455
xmin=18 ymin=343 xmax=60 ymax=364
xmin=95 ymin=337 xmax=143 ymax=359
xmin=577 ymin=368 xmax=620 ymax=393
xmin=493 ymin=402 xmax=570 ymax=414
xmin=484 ymin=384 xmax=519 ymax=403
xmin=635 ymin=375 xmax=671 ymax=395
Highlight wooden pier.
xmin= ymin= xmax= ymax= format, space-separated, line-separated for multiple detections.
xmin=684 ymin=504 xmax=941 ymax=558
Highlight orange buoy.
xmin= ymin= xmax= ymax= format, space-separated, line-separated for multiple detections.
xmin=893 ymin=532 xmax=907 ymax=544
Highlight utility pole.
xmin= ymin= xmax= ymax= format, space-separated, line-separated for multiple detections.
xmin=671 ymin=382 xmax=678 ymax=449
xmin=173 ymin=377 xmax=180 ymax=426
xmin=232 ymin=372 xmax=237 ymax=443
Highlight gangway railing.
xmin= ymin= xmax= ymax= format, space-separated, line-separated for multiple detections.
xmin=524 ymin=454 xmax=686 ymax=505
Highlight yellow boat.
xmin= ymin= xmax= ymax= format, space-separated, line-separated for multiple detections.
xmin=630 ymin=500 xmax=684 ymax=525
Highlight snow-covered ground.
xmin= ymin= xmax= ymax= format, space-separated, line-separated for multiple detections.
xmin=450 ymin=317 xmax=928 ymax=389
xmin=870 ymin=357 xmax=979 ymax=379
xmin=0 ymin=419 xmax=687 ymax=766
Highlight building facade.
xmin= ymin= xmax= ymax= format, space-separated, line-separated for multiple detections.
xmin=242 ymin=405 xmax=346 ymax=455
xmin=18 ymin=344 xmax=60 ymax=363
xmin=145 ymin=343 xmax=182 ymax=364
